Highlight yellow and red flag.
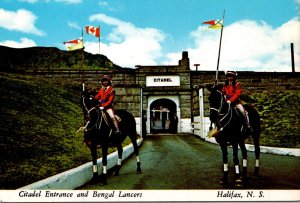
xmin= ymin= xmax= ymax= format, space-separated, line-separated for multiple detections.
xmin=202 ymin=19 xmax=223 ymax=29
xmin=63 ymin=38 xmax=83 ymax=51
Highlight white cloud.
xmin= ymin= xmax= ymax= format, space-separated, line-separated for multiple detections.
xmin=164 ymin=18 xmax=300 ymax=72
xmin=0 ymin=38 xmax=37 ymax=48
xmin=84 ymin=13 xmax=300 ymax=72
xmin=85 ymin=14 xmax=166 ymax=67
xmin=0 ymin=8 xmax=45 ymax=36
xmin=68 ymin=21 xmax=81 ymax=30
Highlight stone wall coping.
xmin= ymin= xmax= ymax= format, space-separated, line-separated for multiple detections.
xmin=18 ymin=138 xmax=143 ymax=190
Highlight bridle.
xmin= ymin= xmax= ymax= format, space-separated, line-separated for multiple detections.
xmin=209 ymin=90 xmax=232 ymax=131
xmin=81 ymin=96 xmax=112 ymax=138
xmin=81 ymin=96 xmax=104 ymax=132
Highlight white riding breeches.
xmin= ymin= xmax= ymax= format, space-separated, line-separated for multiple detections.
xmin=106 ymin=108 xmax=119 ymax=131
xmin=106 ymin=108 xmax=115 ymax=119
xmin=236 ymin=104 xmax=250 ymax=127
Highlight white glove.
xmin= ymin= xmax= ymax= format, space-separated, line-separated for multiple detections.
xmin=99 ymin=106 xmax=104 ymax=110
xmin=226 ymin=100 xmax=231 ymax=104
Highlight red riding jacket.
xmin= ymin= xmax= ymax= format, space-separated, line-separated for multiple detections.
xmin=222 ymin=82 xmax=242 ymax=105
xmin=94 ymin=86 xmax=115 ymax=109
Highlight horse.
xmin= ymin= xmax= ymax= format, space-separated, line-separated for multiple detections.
xmin=207 ymin=84 xmax=260 ymax=187
xmin=79 ymin=89 xmax=141 ymax=185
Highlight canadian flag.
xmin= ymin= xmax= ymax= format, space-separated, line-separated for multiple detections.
xmin=85 ymin=25 xmax=100 ymax=38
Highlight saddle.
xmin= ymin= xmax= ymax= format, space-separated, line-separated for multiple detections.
xmin=233 ymin=106 xmax=244 ymax=118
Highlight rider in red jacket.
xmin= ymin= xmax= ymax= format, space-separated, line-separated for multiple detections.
xmin=222 ymin=71 xmax=251 ymax=133
xmin=94 ymin=75 xmax=120 ymax=135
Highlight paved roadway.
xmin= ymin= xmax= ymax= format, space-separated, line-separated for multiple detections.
xmin=79 ymin=134 xmax=300 ymax=190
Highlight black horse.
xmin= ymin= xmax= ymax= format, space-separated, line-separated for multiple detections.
xmin=207 ymin=85 xmax=260 ymax=187
xmin=79 ymin=89 xmax=141 ymax=185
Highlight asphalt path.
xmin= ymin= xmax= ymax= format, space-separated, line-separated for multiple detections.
xmin=79 ymin=134 xmax=300 ymax=190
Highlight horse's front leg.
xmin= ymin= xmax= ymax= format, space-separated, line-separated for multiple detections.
xmin=239 ymin=138 xmax=248 ymax=180
xmin=99 ymin=144 xmax=108 ymax=185
xmin=112 ymin=143 xmax=123 ymax=176
xmin=232 ymin=143 xmax=243 ymax=188
xmin=90 ymin=143 xmax=99 ymax=184
xmin=220 ymin=143 xmax=228 ymax=185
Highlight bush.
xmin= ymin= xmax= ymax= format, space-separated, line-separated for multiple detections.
xmin=241 ymin=90 xmax=300 ymax=148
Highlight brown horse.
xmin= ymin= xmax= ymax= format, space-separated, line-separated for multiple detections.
xmin=80 ymin=89 xmax=141 ymax=185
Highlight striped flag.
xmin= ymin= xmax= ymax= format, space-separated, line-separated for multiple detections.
xmin=63 ymin=38 xmax=83 ymax=51
xmin=85 ymin=25 xmax=100 ymax=37
xmin=202 ymin=19 xmax=223 ymax=29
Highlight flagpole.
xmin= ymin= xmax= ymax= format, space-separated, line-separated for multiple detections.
xmin=215 ymin=9 xmax=225 ymax=85
xmin=98 ymin=26 xmax=101 ymax=55
xmin=81 ymin=27 xmax=85 ymax=91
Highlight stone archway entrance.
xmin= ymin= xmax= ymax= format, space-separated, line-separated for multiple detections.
xmin=149 ymin=98 xmax=177 ymax=133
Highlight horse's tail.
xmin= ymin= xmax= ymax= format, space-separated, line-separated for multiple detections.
xmin=244 ymin=104 xmax=261 ymax=159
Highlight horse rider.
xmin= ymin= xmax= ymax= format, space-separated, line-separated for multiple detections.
xmin=222 ymin=70 xmax=252 ymax=134
xmin=94 ymin=75 xmax=120 ymax=136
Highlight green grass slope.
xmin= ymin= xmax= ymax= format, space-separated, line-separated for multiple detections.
xmin=0 ymin=73 xmax=91 ymax=189
xmin=0 ymin=45 xmax=121 ymax=72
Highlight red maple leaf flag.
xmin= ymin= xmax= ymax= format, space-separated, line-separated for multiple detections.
xmin=85 ymin=25 xmax=100 ymax=38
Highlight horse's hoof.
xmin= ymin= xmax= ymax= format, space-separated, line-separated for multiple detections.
xmin=89 ymin=176 xmax=99 ymax=185
xmin=241 ymin=176 xmax=248 ymax=186
xmin=112 ymin=165 xmax=121 ymax=176
xmin=235 ymin=178 xmax=243 ymax=188
xmin=99 ymin=174 xmax=107 ymax=186
xmin=254 ymin=167 xmax=259 ymax=177
xmin=136 ymin=163 xmax=142 ymax=174
xmin=112 ymin=171 xmax=119 ymax=176
xmin=241 ymin=176 xmax=248 ymax=184
xmin=220 ymin=178 xmax=228 ymax=185
xmin=100 ymin=181 xmax=107 ymax=186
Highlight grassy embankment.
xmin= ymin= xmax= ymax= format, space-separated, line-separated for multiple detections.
xmin=0 ymin=72 xmax=127 ymax=189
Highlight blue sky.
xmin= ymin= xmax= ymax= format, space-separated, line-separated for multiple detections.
xmin=1 ymin=0 xmax=300 ymax=72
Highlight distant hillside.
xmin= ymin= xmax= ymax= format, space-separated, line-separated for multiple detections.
xmin=0 ymin=45 xmax=121 ymax=72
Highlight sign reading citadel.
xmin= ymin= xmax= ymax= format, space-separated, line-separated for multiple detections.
xmin=146 ymin=75 xmax=180 ymax=87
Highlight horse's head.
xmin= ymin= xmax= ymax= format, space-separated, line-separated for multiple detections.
xmin=207 ymin=84 xmax=225 ymax=123
xmin=83 ymin=106 xmax=101 ymax=148
xmin=80 ymin=89 xmax=99 ymax=113
xmin=80 ymin=89 xmax=101 ymax=147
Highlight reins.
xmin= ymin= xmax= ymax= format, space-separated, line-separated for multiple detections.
xmin=78 ymin=96 xmax=115 ymax=138
xmin=78 ymin=97 xmax=104 ymax=132
xmin=210 ymin=90 xmax=233 ymax=131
